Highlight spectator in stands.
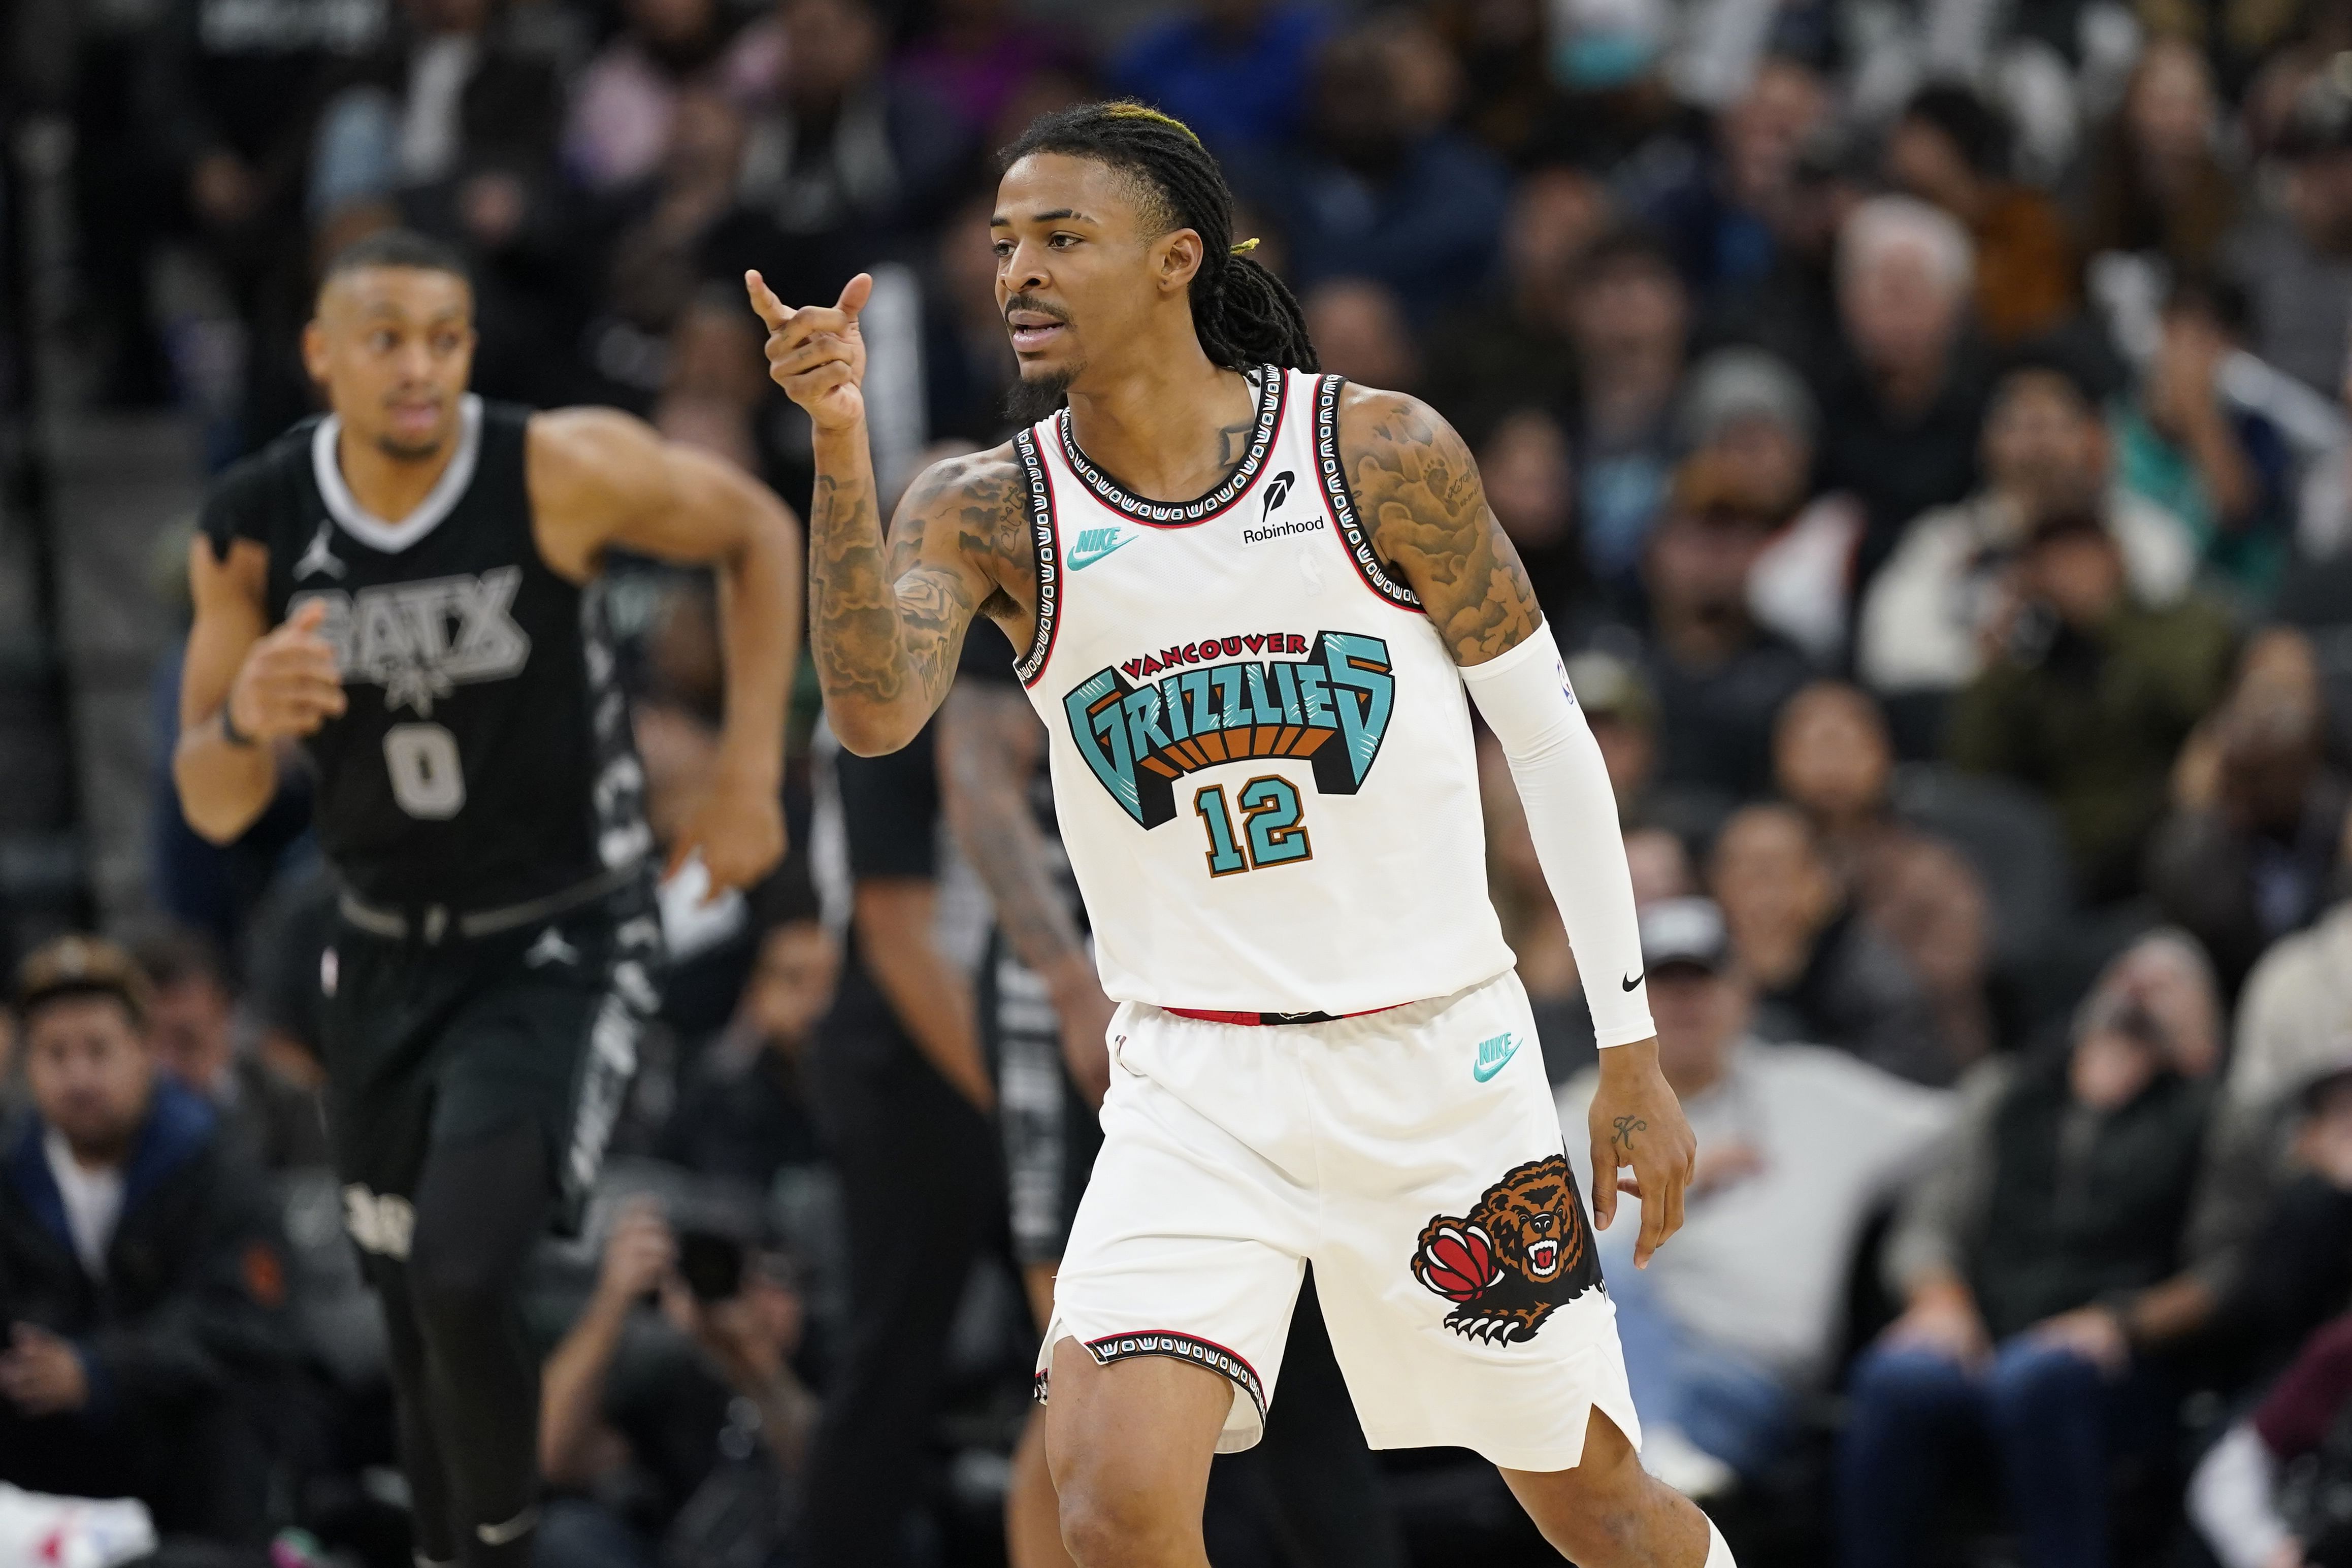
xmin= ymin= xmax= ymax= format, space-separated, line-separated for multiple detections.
xmin=311 ymin=0 xmax=585 ymax=406
xmin=1839 ymin=984 xmax=2217 ymax=1568
xmin=2149 ymin=632 xmax=2349 ymax=993
xmin=1558 ymin=898 xmax=1950 ymax=1496
xmin=1773 ymin=679 xmax=1900 ymax=886
xmin=1866 ymin=834 xmax=2009 ymax=1069
xmin=1627 ymin=455 xmax=1816 ymax=800
xmin=1421 ymin=167 xmax=1611 ymax=440
xmin=563 ymin=0 xmax=774 ymax=194
xmin=893 ymin=0 xmax=1089 ymax=141
xmin=1644 ymin=55 xmax=1830 ymax=297
xmin=2224 ymin=68 xmax=2352 ymax=398
xmin=702 ymin=0 xmax=973 ymax=301
xmin=1227 ymin=22 xmax=1511 ymax=314
xmin=141 ymin=0 xmax=380 ymax=444
xmin=1946 ymin=509 xmax=2236 ymax=905
xmin=1107 ymin=0 xmax=1328 ymax=155
xmin=1858 ymin=357 xmax=2198 ymax=708
xmin=2209 ymin=1067 xmax=2352 ymax=1389
xmin=1676 ymin=347 xmax=1855 ymax=661
xmin=2191 ymin=1312 xmax=2352 ymax=1568
xmin=0 ymin=937 xmax=292 ymax=1542
xmin=660 ymin=917 xmax=838 ymax=1188
xmin=2083 ymin=38 xmax=2241 ymax=275
xmin=1710 ymin=802 xmax=1952 ymax=1084
xmin=1301 ymin=278 xmax=1422 ymax=392
xmin=1884 ymin=84 xmax=2079 ymax=346
xmin=129 ymin=925 xmax=329 ymax=1171
xmin=540 ymin=1198 xmax=815 ymax=1568
xmin=582 ymin=86 xmax=754 ymax=417
xmin=1814 ymin=195 xmax=1996 ymax=593
xmin=2111 ymin=277 xmax=2299 ymax=599
xmin=1478 ymin=409 xmax=1594 ymax=628
xmin=1566 ymin=229 xmax=1690 ymax=587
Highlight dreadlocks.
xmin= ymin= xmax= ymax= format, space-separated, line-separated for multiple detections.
xmin=1000 ymin=102 xmax=1320 ymax=374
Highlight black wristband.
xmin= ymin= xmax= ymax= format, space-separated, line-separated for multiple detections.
xmin=219 ymin=700 xmax=259 ymax=749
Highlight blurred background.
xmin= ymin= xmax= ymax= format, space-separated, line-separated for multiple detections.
xmin=7 ymin=0 xmax=2352 ymax=1562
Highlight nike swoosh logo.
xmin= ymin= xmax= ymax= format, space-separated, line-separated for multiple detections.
xmin=1067 ymin=533 xmax=1136 ymax=570
xmin=1471 ymin=1033 xmax=1524 ymax=1083
xmin=1622 ymin=971 xmax=1644 ymax=992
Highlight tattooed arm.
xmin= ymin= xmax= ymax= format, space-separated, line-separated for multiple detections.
xmin=1339 ymin=385 xmax=1696 ymax=1265
xmin=747 ymin=270 xmax=1031 ymax=755
xmin=939 ymin=680 xmax=1115 ymax=1107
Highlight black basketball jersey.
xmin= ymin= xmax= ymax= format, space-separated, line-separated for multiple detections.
xmin=199 ymin=397 xmax=652 ymax=910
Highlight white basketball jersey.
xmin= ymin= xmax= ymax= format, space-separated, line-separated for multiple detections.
xmin=1008 ymin=367 xmax=1515 ymax=1015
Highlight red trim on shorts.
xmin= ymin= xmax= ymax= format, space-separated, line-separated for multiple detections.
xmin=1162 ymin=1002 xmax=1409 ymax=1027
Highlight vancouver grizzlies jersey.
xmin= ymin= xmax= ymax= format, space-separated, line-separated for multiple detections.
xmin=199 ymin=396 xmax=651 ymax=909
xmin=1008 ymin=367 xmax=1514 ymax=1015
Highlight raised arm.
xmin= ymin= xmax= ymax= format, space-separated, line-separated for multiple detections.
xmin=530 ymin=406 xmax=800 ymax=894
xmin=745 ymin=271 xmax=1027 ymax=756
xmin=1338 ymin=385 xmax=1696 ymax=1266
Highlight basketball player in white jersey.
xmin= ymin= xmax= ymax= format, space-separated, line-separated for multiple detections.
xmin=747 ymin=102 xmax=1730 ymax=1568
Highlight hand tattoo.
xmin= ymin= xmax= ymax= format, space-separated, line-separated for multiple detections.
xmin=1613 ymin=1115 xmax=1648 ymax=1151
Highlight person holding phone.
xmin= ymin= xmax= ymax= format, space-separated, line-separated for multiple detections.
xmin=538 ymin=1198 xmax=815 ymax=1568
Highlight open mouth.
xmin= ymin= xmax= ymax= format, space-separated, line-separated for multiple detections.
xmin=1527 ymin=1239 xmax=1560 ymax=1277
xmin=1005 ymin=309 xmax=1067 ymax=354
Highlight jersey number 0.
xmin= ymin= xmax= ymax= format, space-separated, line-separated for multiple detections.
xmin=383 ymin=723 xmax=468 ymax=819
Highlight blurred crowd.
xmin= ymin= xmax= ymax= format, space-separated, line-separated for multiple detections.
xmin=14 ymin=0 xmax=2352 ymax=1561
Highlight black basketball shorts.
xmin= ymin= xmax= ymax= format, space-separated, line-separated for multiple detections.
xmin=978 ymin=929 xmax=1106 ymax=1268
xmin=320 ymin=888 xmax=663 ymax=1262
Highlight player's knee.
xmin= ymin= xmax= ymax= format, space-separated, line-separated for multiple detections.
xmin=1054 ymin=1469 xmax=1195 ymax=1568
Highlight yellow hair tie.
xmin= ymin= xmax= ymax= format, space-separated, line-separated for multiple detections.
xmin=1230 ymin=238 xmax=1261 ymax=255
xmin=1102 ymin=102 xmax=1202 ymax=144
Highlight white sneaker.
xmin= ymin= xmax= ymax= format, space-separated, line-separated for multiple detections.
xmin=1641 ymin=1424 xmax=1739 ymax=1499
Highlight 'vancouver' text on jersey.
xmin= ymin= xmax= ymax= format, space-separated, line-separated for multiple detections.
xmin=199 ymin=397 xmax=651 ymax=909
xmin=1010 ymin=367 xmax=1514 ymax=1015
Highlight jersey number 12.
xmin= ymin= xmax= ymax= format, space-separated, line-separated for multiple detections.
xmin=383 ymin=723 xmax=467 ymax=819
xmin=1194 ymin=777 xmax=1312 ymax=876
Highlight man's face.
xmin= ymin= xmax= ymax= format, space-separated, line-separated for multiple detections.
xmin=1569 ymin=258 xmax=1688 ymax=364
xmin=1646 ymin=509 xmax=1769 ymax=625
xmin=1704 ymin=413 xmax=1810 ymax=515
xmin=24 ymin=997 xmax=155 ymax=1163
xmin=994 ymin=153 xmax=1190 ymax=408
xmin=1774 ymin=682 xmax=1891 ymax=819
xmin=1711 ymin=808 xmax=1834 ymax=954
xmin=148 ymin=976 xmax=236 ymax=1097
xmin=2018 ymin=529 xmax=2125 ymax=628
xmin=1984 ymin=373 xmax=2104 ymax=512
xmin=1649 ymin=966 xmax=1746 ymax=1083
xmin=747 ymin=923 xmax=840 ymax=1053
xmin=780 ymin=0 xmax=881 ymax=110
xmin=1841 ymin=239 xmax=1961 ymax=377
xmin=1720 ymin=60 xmax=1827 ymax=210
xmin=302 ymin=267 xmax=476 ymax=461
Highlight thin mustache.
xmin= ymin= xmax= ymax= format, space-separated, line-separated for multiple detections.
xmin=1002 ymin=294 xmax=1070 ymax=325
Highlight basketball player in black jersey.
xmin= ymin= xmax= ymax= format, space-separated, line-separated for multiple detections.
xmin=174 ymin=231 xmax=800 ymax=1567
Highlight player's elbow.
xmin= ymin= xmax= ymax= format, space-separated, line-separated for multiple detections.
xmin=830 ymin=705 xmax=921 ymax=757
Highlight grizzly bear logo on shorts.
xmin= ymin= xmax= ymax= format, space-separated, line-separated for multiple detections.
xmin=1410 ymin=1154 xmax=1603 ymax=1343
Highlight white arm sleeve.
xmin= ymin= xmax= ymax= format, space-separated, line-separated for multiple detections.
xmin=2188 ymin=1422 xmax=2294 ymax=1568
xmin=1459 ymin=625 xmax=1656 ymax=1049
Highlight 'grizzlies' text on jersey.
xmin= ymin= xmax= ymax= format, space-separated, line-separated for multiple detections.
xmin=1009 ymin=368 xmax=1515 ymax=1015
xmin=199 ymin=397 xmax=652 ymax=909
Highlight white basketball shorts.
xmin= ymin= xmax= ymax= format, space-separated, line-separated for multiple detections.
xmin=1035 ymin=970 xmax=1641 ymax=1472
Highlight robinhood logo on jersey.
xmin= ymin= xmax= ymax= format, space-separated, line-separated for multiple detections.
xmin=290 ymin=568 xmax=531 ymax=716
xmin=1062 ymin=630 xmax=1395 ymax=828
